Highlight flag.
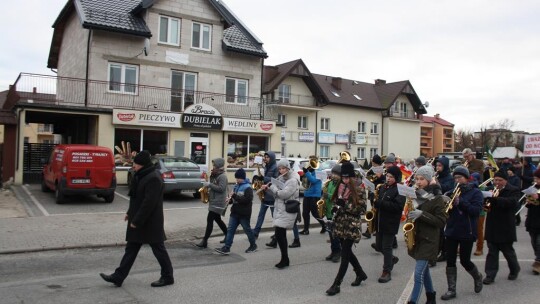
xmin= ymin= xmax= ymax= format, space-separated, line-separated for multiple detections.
xmin=397 ymin=163 xmax=413 ymax=182
xmin=485 ymin=145 xmax=498 ymax=178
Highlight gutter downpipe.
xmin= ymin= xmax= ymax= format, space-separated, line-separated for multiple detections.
xmin=84 ymin=29 xmax=92 ymax=107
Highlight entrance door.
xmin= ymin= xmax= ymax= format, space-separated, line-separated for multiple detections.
xmin=189 ymin=133 xmax=208 ymax=171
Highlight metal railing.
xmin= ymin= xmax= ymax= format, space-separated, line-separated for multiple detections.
xmin=9 ymin=73 xmax=278 ymax=121
xmin=389 ymin=109 xmax=417 ymax=119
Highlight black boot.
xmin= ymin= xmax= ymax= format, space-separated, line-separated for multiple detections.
xmin=440 ymin=266 xmax=457 ymax=300
xmin=426 ymin=291 xmax=436 ymax=304
xmin=351 ymin=268 xmax=368 ymax=286
xmin=466 ymin=265 xmax=483 ymax=293
xmin=194 ymin=239 xmax=207 ymax=248
xmin=326 ymin=279 xmax=341 ymax=296
xmin=266 ymin=237 xmax=278 ymax=248
xmin=299 ymin=229 xmax=309 ymax=235
xmin=288 ymin=238 xmax=301 ymax=248
xmin=275 ymin=257 xmax=289 ymax=269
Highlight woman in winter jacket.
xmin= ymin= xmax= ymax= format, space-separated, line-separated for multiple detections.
xmin=195 ymin=158 xmax=229 ymax=248
xmin=441 ymin=166 xmax=484 ymax=300
xmin=262 ymin=159 xmax=300 ymax=269
xmin=326 ymin=161 xmax=368 ymax=296
xmin=406 ymin=165 xmax=447 ymax=304
xmin=525 ymin=169 xmax=540 ymax=274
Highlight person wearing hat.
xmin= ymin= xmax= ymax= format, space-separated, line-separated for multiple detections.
xmin=462 ymin=148 xmax=484 ymax=179
xmin=440 ymin=166 xmax=484 ymax=300
xmin=373 ymin=165 xmax=406 ymax=283
xmin=382 ymin=154 xmax=400 ymax=249
xmin=483 ymin=170 xmax=521 ymax=285
xmin=524 ymin=168 xmax=540 ymax=275
xmin=215 ymin=168 xmax=258 ymax=255
xmin=322 ymin=164 xmax=343 ymax=263
xmin=260 ymin=159 xmax=300 ymax=269
xmin=515 ymin=157 xmax=536 ymax=226
xmin=253 ymin=151 xmax=279 ymax=240
xmin=195 ymin=158 xmax=229 ymax=249
xmin=406 ymin=165 xmax=447 ymax=304
xmin=326 ymin=161 xmax=368 ymax=296
xmin=362 ymin=154 xmax=385 ymax=239
xmin=100 ymin=151 xmax=174 ymax=288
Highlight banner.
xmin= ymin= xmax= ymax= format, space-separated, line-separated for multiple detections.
xmin=523 ymin=134 xmax=540 ymax=157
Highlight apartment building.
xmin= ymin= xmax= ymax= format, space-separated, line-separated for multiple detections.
xmin=420 ymin=114 xmax=454 ymax=157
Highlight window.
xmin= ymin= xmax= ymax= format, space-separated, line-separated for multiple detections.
xmin=400 ymin=102 xmax=408 ymax=117
xmin=320 ymin=145 xmax=330 ymax=158
xmin=321 ymin=118 xmax=330 ymax=131
xmin=108 ymin=62 xmax=138 ymax=94
xmin=227 ymin=135 xmax=269 ymax=168
xmin=370 ymin=122 xmax=379 ymax=134
xmin=370 ymin=148 xmax=378 ymax=159
xmin=358 ymin=121 xmax=366 ymax=133
xmin=192 ymin=22 xmax=211 ymax=50
xmin=278 ymin=114 xmax=287 ymax=127
xmin=298 ymin=116 xmax=307 ymax=129
xmin=24 ymin=137 xmax=29 ymax=143
xmin=159 ymin=16 xmax=180 ymax=45
xmin=357 ymin=147 xmax=365 ymax=159
xmin=278 ymin=84 xmax=291 ymax=103
xmin=171 ymin=71 xmax=197 ymax=111
xmin=114 ymin=128 xmax=168 ymax=165
xmin=225 ymin=78 xmax=248 ymax=104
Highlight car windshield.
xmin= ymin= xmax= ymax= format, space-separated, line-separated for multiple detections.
xmin=161 ymin=158 xmax=199 ymax=169
xmin=320 ymin=160 xmax=337 ymax=170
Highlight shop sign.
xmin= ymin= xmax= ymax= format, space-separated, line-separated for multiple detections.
xmin=335 ymin=133 xmax=349 ymax=144
xmin=182 ymin=104 xmax=223 ymax=130
xmin=298 ymin=132 xmax=315 ymax=142
xmin=222 ymin=118 xmax=276 ymax=133
xmin=356 ymin=134 xmax=367 ymax=144
xmin=319 ymin=132 xmax=335 ymax=144
xmin=113 ymin=109 xmax=181 ymax=128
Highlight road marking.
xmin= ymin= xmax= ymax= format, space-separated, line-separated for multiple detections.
xmin=49 ymin=206 xmax=207 ymax=217
xmin=114 ymin=191 xmax=129 ymax=201
xmin=396 ymin=272 xmax=414 ymax=304
xmin=22 ymin=185 xmax=50 ymax=216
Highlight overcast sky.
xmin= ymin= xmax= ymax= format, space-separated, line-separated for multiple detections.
xmin=1 ymin=0 xmax=539 ymax=133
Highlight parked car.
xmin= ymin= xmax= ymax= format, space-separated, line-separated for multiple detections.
xmin=127 ymin=155 xmax=206 ymax=197
xmin=320 ymin=159 xmax=362 ymax=178
xmin=41 ymin=144 xmax=116 ymax=204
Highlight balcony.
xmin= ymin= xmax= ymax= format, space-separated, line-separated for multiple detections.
xmin=37 ymin=124 xmax=54 ymax=133
xmin=7 ymin=73 xmax=278 ymax=121
xmin=266 ymin=92 xmax=322 ymax=109
xmin=389 ymin=108 xmax=417 ymax=119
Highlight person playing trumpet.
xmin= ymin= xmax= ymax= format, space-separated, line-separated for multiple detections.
xmin=525 ymin=168 xmax=540 ymax=275
xmin=482 ymin=170 xmax=521 ymax=285
xmin=440 ymin=166 xmax=484 ymax=301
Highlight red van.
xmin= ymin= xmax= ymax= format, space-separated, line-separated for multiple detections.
xmin=41 ymin=144 xmax=116 ymax=204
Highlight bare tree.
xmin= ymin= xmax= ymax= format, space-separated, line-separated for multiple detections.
xmin=454 ymin=128 xmax=475 ymax=152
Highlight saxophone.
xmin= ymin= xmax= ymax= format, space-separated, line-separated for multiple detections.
xmin=317 ymin=179 xmax=331 ymax=218
xmin=365 ymin=183 xmax=383 ymax=234
xmin=402 ymin=189 xmax=417 ymax=251
xmin=252 ymin=164 xmax=264 ymax=201
xmin=198 ymin=172 xmax=209 ymax=204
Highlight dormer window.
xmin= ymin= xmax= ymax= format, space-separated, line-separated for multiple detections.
xmin=192 ymin=22 xmax=212 ymax=51
xmin=159 ymin=16 xmax=180 ymax=46
xmin=331 ymin=91 xmax=340 ymax=97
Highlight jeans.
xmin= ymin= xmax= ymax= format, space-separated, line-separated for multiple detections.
xmin=253 ymin=202 xmax=274 ymax=236
xmin=203 ymin=211 xmax=227 ymax=240
xmin=292 ymin=222 xmax=299 ymax=239
xmin=530 ymin=231 xmax=540 ymax=262
xmin=409 ymin=260 xmax=434 ymax=303
xmin=376 ymin=232 xmax=396 ymax=272
xmin=485 ymin=241 xmax=521 ymax=279
xmin=446 ymin=238 xmax=475 ymax=270
xmin=224 ymin=214 xmax=256 ymax=249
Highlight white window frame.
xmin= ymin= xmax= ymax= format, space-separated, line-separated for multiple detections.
xmin=171 ymin=70 xmax=198 ymax=111
xmin=191 ymin=22 xmax=212 ymax=51
xmin=298 ymin=116 xmax=308 ymax=129
xmin=358 ymin=121 xmax=366 ymax=133
xmin=321 ymin=118 xmax=330 ymax=131
xmin=320 ymin=145 xmax=330 ymax=158
xmin=370 ymin=148 xmax=378 ymax=159
xmin=225 ymin=78 xmax=248 ymax=104
xmin=370 ymin=122 xmax=379 ymax=134
xmin=278 ymin=84 xmax=291 ymax=103
xmin=278 ymin=114 xmax=287 ymax=127
xmin=159 ymin=16 xmax=180 ymax=46
xmin=108 ymin=62 xmax=139 ymax=94
xmin=357 ymin=147 xmax=366 ymax=159
xmin=400 ymin=102 xmax=408 ymax=117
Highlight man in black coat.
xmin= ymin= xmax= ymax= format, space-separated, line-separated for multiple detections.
xmin=100 ymin=151 xmax=174 ymax=287
xmin=483 ymin=170 xmax=521 ymax=285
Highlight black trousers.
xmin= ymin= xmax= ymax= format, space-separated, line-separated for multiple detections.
xmin=445 ymin=238 xmax=475 ymax=271
xmin=485 ymin=241 xmax=520 ymax=279
xmin=203 ymin=211 xmax=227 ymax=240
xmin=376 ymin=232 xmax=396 ymax=272
xmin=275 ymin=227 xmax=288 ymax=262
xmin=302 ymin=196 xmax=325 ymax=229
xmin=336 ymin=238 xmax=363 ymax=281
xmin=114 ymin=241 xmax=173 ymax=282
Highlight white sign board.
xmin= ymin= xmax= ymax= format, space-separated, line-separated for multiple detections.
xmin=112 ymin=109 xmax=181 ymax=128
xmin=222 ymin=118 xmax=275 ymax=133
xmin=523 ymin=134 xmax=540 ymax=157
xmin=362 ymin=178 xmax=375 ymax=192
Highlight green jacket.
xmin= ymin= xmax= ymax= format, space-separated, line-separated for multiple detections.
xmin=324 ymin=179 xmax=339 ymax=219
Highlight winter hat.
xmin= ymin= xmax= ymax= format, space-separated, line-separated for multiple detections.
xmin=384 ymin=155 xmax=396 ymax=164
xmin=471 ymin=172 xmax=481 ymax=183
xmin=386 ymin=165 xmax=402 ymax=183
xmin=452 ymin=166 xmax=470 ymax=179
xmin=416 ymin=165 xmax=434 ymax=181
xmin=372 ymin=154 xmax=382 ymax=165
xmin=494 ymin=170 xmax=508 ymax=180
xmin=133 ymin=150 xmax=151 ymax=166
xmin=415 ymin=156 xmax=427 ymax=166
xmin=331 ymin=164 xmax=342 ymax=175
xmin=340 ymin=161 xmax=355 ymax=177
xmin=534 ymin=168 xmax=540 ymax=179
xmin=277 ymin=158 xmax=291 ymax=170
xmin=234 ymin=168 xmax=246 ymax=180
xmin=212 ymin=158 xmax=225 ymax=168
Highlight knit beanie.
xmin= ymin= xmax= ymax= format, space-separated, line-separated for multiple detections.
xmin=372 ymin=154 xmax=382 ymax=165
xmin=212 ymin=158 xmax=225 ymax=168
xmin=452 ymin=166 xmax=470 ymax=179
xmin=386 ymin=165 xmax=402 ymax=183
xmin=385 ymin=155 xmax=396 ymax=164
xmin=234 ymin=168 xmax=246 ymax=180
xmin=341 ymin=161 xmax=355 ymax=177
xmin=415 ymin=156 xmax=427 ymax=166
xmin=494 ymin=170 xmax=508 ymax=180
xmin=133 ymin=150 xmax=151 ymax=166
xmin=416 ymin=165 xmax=434 ymax=181
xmin=331 ymin=164 xmax=342 ymax=175
xmin=277 ymin=159 xmax=290 ymax=169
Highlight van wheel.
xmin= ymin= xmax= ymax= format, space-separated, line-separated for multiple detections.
xmin=41 ymin=179 xmax=50 ymax=192
xmin=104 ymin=193 xmax=115 ymax=203
xmin=193 ymin=192 xmax=201 ymax=199
xmin=55 ymin=185 xmax=65 ymax=204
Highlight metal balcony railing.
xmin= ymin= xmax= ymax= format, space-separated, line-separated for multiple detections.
xmin=8 ymin=73 xmax=278 ymax=121
xmin=389 ymin=109 xmax=417 ymax=119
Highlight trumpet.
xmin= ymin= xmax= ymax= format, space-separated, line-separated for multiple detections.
xmin=516 ymin=183 xmax=539 ymax=215
xmin=338 ymin=151 xmax=351 ymax=163
xmin=301 ymin=155 xmax=320 ymax=189
xmin=252 ymin=164 xmax=264 ymax=201
xmin=199 ymin=172 xmax=209 ymax=204
xmin=445 ymin=184 xmax=461 ymax=214
xmin=483 ymin=188 xmax=500 ymax=212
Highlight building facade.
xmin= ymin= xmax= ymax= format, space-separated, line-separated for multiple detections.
xmin=420 ymin=114 xmax=454 ymax=157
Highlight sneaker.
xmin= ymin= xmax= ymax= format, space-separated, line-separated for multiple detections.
xmin=483 ymin=277 xmax=494 ymax=285
xmin=215 ymin=246 xmax=230 ymax=255
xmin=299 ymin=230 xmax=310 ymax=235
xmin=245 ymin=244 xmax=258 ymax=253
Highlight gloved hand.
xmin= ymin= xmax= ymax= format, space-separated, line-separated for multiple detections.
xmin=408 ymin=209 xmax=423 ymax=220
xmin=302 ymin=167 xmax=308 ymax=173
xmin=308 ymin=167 xmax=315 ymax=173
xmin=296 ymin=212 xmax=302 ymax=223
xmin=202 ymin=181 xmax=210 ymax=187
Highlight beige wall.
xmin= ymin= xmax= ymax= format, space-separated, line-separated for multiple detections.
xmin=384 ymin=118 xmax=421 ymax=161
xmin=280 ymin=108 xmax=319 ymax=158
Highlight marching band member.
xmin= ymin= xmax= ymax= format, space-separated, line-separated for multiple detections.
xmin=440 ymin=166 xmax=484 ymax=300
xmin=406 ymin=165 xmax=447 ymax=304
xmin=362 ymin=154 xmax=385 ymax=239
xmin=382 ymin=155 xmax=399 ymax=249
xmin=462 ymin=148 xmax=485 ymax=179
xmin=300 ymin=157 xmax=325 ymax=235
xmin=253 ymin=152 xmax=278 ymax=240
xmin=525 ymin=168 xmax=540 ymax=275
xmin=482 ymin=170 xmax=521 ymax=285
xmin=323 ymin=164 xmax=342 ymax=262
xmin=326 ymin=161 xmax=368 ymax=296
xmin=432 ymin=156 xmax=454 ymax=264
xmin=373 ymin=165 xmax=406 ymax=283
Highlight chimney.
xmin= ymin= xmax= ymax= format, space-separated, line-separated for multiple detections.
xmin=374 ymin=79 xmax=386 ymax=86
xmin=331 ymin=77 xmax=342 ymax=90
xmin=434 ymin=113 xmax=440 ymax=119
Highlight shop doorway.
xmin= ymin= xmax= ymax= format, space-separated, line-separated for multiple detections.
xmin=190 ymin=133 xmax=208 ymax=171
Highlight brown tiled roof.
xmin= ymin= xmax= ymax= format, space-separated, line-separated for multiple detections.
xmin=422 ymin=115 xmax=454 ymax=127
xmin=311 ymin=74 xmax=382 ymax=110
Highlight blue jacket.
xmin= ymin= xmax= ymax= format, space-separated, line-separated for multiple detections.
xmin=444 ymin=182 xmax=483 ymax=241
xmin=303 ymin=170 xmax=322 ymax=198
xmin=230 ymin=179 xmax=253 ymax=218
xmin=436 ymin=156 xmax=454 ymax=194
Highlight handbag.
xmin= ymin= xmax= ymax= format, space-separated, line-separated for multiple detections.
xmin=285 ymin=199 xmax=300 ymax=213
